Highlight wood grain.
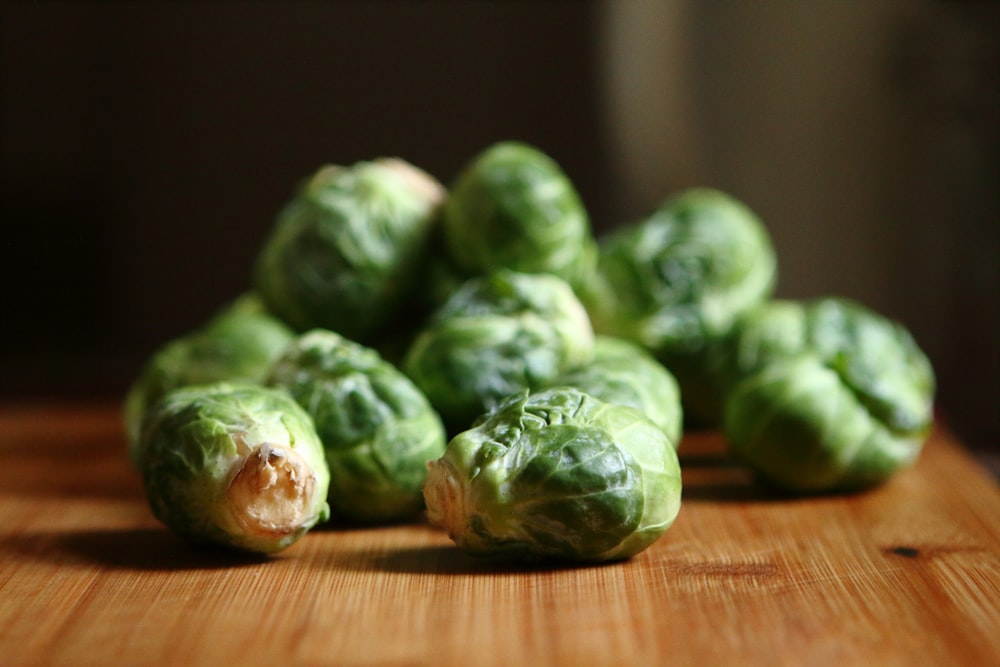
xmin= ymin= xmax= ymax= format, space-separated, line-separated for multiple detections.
xmin=1 ymin=403 xmax=997 ymax=667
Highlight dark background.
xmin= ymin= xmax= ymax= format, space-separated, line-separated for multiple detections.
xmin=2 ymin=2 xmax=996 ymax=467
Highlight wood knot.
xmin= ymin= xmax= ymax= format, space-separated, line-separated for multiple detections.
xmin=886 ymin=546 xmax=921 ymax=559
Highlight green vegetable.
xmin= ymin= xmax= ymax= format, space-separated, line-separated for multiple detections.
xmin=123 ymin=293 xmax=295 ymax=465
xmin=267 ymin=329 xmax=447 ymax=523
xmin=547 ymin=335 xmax=683 ymax=447
xmin=723 ymin=298 xmax=935 ymax=493
xmin=402 ymin=270 xmax=594 ymax=432
xmin=582 ymin=188 xmax=777 ymax=426
xmin=253 ymin=158 xmax=445 ymax=343
xmin=423 ymin=387 xmax=682 ymax=562
xmin=141 ymin=382 xmax=331 ymax=554
xmin=442 ymin=141 xmax=597 ymax=292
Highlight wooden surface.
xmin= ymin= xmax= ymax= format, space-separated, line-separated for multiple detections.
xmin=1 ymin=403 xmax=998 ymax=667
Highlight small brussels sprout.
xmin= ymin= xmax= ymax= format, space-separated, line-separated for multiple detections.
xmin=442 ymin=141 xmax=597 ymax=291
xmin=402 ymin=270 xmax=595 ymax=432
xmin=423 ymin=387 xmax=682 ymax=562
xmin=547 ymin=336 xmax=683 ymax=447
xmin=582 ymin=188 xmax=777 ymax=426
xmin=723 ymin=298 xmax=936 ymax=493
xmin=267 ymin=330 xmax=447 ymax=523
xmin=123 ymin=293 xmax=295 ymax=465
xmin=253 ymin=158 xmax=445 ymax=342
xmin=141 ymin=382 xmax=331 ymax=554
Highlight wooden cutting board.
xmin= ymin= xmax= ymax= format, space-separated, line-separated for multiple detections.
xmin=1 ymin=403 xmax=997 ymax=667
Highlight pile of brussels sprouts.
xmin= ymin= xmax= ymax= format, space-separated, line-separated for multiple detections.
xmin=125 ymin=141 xmax=935 ymax=560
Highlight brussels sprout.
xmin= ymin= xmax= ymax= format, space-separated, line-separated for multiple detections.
xmin=253 ymin=158 xmax=445 ymax=343
xmin=723 ymin=298 xmax=936 ymax=493
xmin=141 ymin=382 xmax=331 ymax=554
xmin=582 ymin=188 xmax=777 ymax=426
xmin=402 ymin=270 xmax=595 ymax=432
xmin=547 ymin=336 xmax=683 ymax=447
xmin=423 ymin=387 xmax=682 ymax=562
xmin=267 ymin=329 xmax=447 ymax=523
xmin=123 ymin=293 xmax=295 ymax=465
xmin=442 ymin=141 xmax=597 ymax=291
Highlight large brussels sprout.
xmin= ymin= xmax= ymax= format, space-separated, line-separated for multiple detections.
xmin=423 ymin=387 xmax=682 ymax=562
xmin=723 ymin=298 xmax=936 ymax=493
xmin=267 ymin=330 xmax=447 ymax=523
xmin=141 ymin=382 xmax=331 ymax=554
xmin=442 ymin=141 xmax=597 ymax=291
xmin=253 ymin=158 xmax=445 ymax=343
xmin=582 ymin=188 xmax=777 ymax=426
xmin=546 ymin=335 xmax=683 ymax=447
xmin=402 ymin=270 xmax=595 ymax=432
xmin=123 ymin=293 xmax=295 ymax=465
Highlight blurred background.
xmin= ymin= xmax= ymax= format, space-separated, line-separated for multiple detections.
xmin=1 ymin=1 xmax=996 ymax=467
